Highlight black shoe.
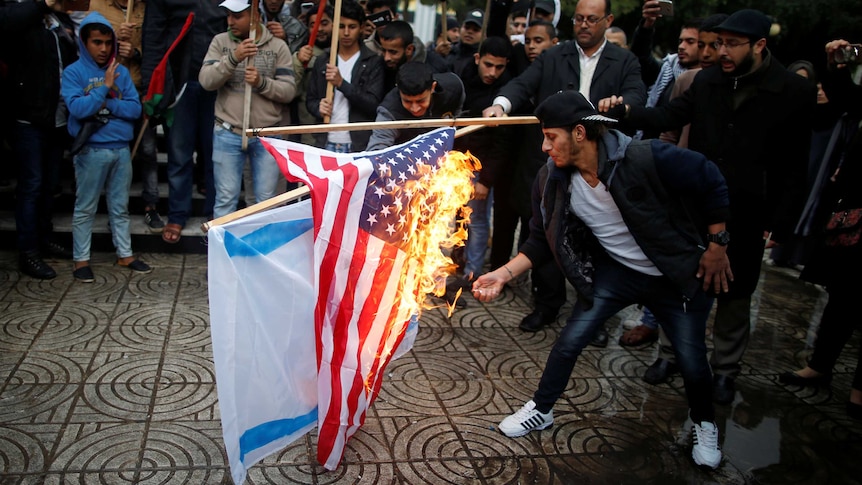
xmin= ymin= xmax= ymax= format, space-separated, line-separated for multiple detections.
xmin=848 ymin=401 xmax=862 ymax=420
xmin=519 ymin=309 xmax=556 ymax=332
xmin=713 ymin=375 xmax=736 ymax=405
xmin=643 ymin=358 xmax=678 ymax=385
xmin=144 ymin=208 xmax=166 ymax=233
xmin=73 ymin=265 xmax=95 ymax=283
xmin=778 ymin=371 xmax=832 ymax=387
xmin=40 ymin=241 xmax=72 ymax=260
xmin=589 ymin=327 xmax=609 ymax=348
xmin=19 ymin=252 xmax=57 ymax=280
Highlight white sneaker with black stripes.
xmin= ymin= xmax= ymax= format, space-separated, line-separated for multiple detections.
xmin=499 ymin=400 xmax=554 ymax=437
xmin=691 ymin=421 xmax=721 ymax=469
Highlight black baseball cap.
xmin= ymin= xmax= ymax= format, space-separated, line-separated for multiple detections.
xmin=535 ymin=90 xmax=617 ymax=129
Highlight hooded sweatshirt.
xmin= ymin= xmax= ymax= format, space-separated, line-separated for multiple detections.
xmin=61 ymin=11 xmax=141 ymax=148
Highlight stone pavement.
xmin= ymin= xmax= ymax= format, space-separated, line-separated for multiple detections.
xmin=0 ymin=251 xmax=860 ymax=484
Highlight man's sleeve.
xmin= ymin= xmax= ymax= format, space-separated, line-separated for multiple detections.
xmin=106 ymin=67 xmax=143 ymax=120
xmin=337 ymin=54 xmax=385 ymax=119
xmin=198 ymin=38 xmax=234 ymax=91
xmin=630 ymin=22 xmax=661 ymax=88
xmin=62 ymin=68 xmax=107 ymax=120
xmin=258 ymin=43 xmax=297 ymax=104
xmin=497 ymin=48 xmax=547 ymax=113
xmin=305 ymin=55 xmax=324 ymax=120
xmin=618 ymin=50 xmax=647 ymax=108
xmin=0 ymin=1 xmax=45 ymax=35
xmin=623 ymin=74 xmax=696 ymax=132
xmin=366 ymin=105 xmax=397 ymax=151
xmin=652 ymin=141 xmax=730 ymax=224
xmin=518 ymin=164 xmax=554 ymax=268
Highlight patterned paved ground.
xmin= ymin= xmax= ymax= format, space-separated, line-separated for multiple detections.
xmin=0 ymin=251 xmax=860 ymax=484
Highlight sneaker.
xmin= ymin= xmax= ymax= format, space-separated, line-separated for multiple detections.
xmin=73 ymin=265 xmax=95 ymax=283
xmin=19 ymin=252 xmax=57 ymax=280
xmin=691 ymin=421 xmax=721 ymax=469
xmin=144 ymin=208 xmax=165 ymax=233
xmin=498 ymin=400 xmax=554 ymax=438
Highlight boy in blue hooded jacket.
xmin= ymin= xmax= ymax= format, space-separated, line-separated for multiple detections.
xmin=61 ymin=11 xmax=151 ymax=282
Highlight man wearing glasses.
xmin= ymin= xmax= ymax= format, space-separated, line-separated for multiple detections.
xmin=604 ymin=9 xmax=816 ymax=405
xmin=482 ymin=0 xmax=645 ymax=345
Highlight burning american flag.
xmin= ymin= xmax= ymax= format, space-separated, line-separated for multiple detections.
xmin=262 ymin=127 xmax=476 ymax=470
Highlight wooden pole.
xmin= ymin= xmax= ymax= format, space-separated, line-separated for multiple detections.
xmin=201 ymin=124 xmax=494 ymax=232
xmin=481 ymin=0 xmax=492 ymax=39
xmin=241 ymin=0 xmax=260 ymax=151
xmin=440 ymin=1 xmax=447 ymax=45
xmin=322 ymin=0 xmax=343 ymax=124
xmin=248 ymin=115 xmax=539 ymax=137
xmin=125 ymin=0 xmax=134 ymax=23
xmin=130 ymin=116 xmax=148 ymax=159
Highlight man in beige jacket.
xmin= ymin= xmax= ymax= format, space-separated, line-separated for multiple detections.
xmin=200 ymin=0 xmax=296 ymax=219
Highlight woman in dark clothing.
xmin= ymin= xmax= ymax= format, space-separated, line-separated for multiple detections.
xmin=779 ymin=40 xmax=862 ymax=420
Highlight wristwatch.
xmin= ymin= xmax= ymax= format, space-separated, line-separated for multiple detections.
xmin=706 ymin=230 xmax=730 ymax=246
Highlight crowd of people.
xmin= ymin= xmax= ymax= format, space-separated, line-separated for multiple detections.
xmin=1 ymin=0 xmax=860 ymax=472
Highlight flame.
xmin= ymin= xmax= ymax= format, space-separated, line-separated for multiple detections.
xmin=398 ymin=150 xmax=480 ymax=318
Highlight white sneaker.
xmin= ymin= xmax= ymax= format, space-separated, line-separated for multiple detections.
xmin=498 ymin=400 xmax=554 ymax=437
xmin=691 ymin=421 xmax=721 ymax=469
xmin=621 ymin=305 xmax=645 ymax=330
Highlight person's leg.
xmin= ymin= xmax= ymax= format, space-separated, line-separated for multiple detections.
xmin=709 ymin=295 xmax=752 ymax=378
xmin=212 ymin=127 xmax=246 ymax=220
xmin=164 ymin=84 xmax=199 ymax=228
xmin=532 ymin=259 xmax=636 ymax=412
xmin=196 ymin=86 xmax=217 ymax=218
xmin=489 ymin=177 xmax=518 ymax=270
xmin=13 ymin=122 xmax=44 ymax=254
xmin=72 ymin=148 xmax=112 ymax=264
xmin=249 ymin=136 xmax=282 ymax=204
xmin=104 ymin=148 xmax=134 ymax=259
xmin=807 ymin=288 xmax=857 ymax=376
xmin=137 ymin=117 xmax=160 ymax=209
xmin=464 ymin=187 xmax=492 ymax=278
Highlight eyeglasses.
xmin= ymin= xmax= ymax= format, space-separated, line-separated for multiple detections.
xmin=712 ymin=39 xmax=751 ymax=50
xmin=572 ymin=15 xmax=608 ymax=26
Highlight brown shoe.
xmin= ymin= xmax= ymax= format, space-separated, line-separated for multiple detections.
xmin=619 ymin=324 xmax=659 ymax=347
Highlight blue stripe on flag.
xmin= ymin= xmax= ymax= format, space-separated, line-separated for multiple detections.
xmin=224 ymin=219 xmax=313 ymax=257
xmin=239 ymin=407 xmax=318 ymax=462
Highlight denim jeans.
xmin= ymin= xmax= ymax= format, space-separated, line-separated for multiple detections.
xmin=533 ymin=256 xmax=715 ymax=423
xmin=464 ymin=187 xmax=493 ymax=278
xmin=164 ymin=81 xmax=215 ymax=225
xmin=324 ymin=141 xmax=352 ymax=153
xmin=72 ymin=146 xmax=133 ymax=261
xmin=212 ymin=126 xmax=282 ymax=219
xmin=12 ymin=122 xmax=65 ymax=253
xmin=134 ymin=115 xmax=159 ymax=208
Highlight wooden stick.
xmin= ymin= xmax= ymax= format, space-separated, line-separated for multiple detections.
xmin=130 ymin=116 xmax=149 ymax=159
xmin=125 ymin=0 xmax=134 ymax=23
xmin=322 ymin=0 xmax=343 ymax=124
xmin=202 ymin=124 xmax=491 ymax=232
xmin=440 ymin=1 xmax=447 ymax=45
xmin=241 ymin=0 xmax=260 ymax=150
xmin=481 ymin=0 xmax=492 ymax=39
xmin=249 ymin=115 xmax=539 ymax=137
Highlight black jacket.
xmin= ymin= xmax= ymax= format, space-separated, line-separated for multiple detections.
xmin=625 ymin=52 xmax=816 ymax=295
xmin=521 ymin=131 xmax=730 ymax=307
xmin=4 ymin=2 xmax=77 ymax=129
xmin=141 ymin=0 xmax=227 ymax=92
xmin=306 ymin=45 xmax=385 ymax=151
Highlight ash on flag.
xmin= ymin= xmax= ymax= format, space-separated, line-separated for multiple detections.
xmin=261 ymin=127 xmax=477 ymax=470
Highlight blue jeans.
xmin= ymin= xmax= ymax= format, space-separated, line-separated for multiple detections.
xmin=324 ymin=141 xmax=352 ymax=153
xmin=212 ymin=126 xmax=282 ymax=219
xmin=533 ymin=256 xmax=715 ymax=423
xmin=72 ymin=146 xmax=133 ymax=261
xmin=164 ymin=81 xmax=215 ymax=225
xmin=464 ymin=187 xmax=492 ymax=278
xmin=13 ymin=122 xmax=65 ymax=252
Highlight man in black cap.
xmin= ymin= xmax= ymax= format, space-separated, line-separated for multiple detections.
xmin=604 ymin=8 xmax=816 ymax=404
xmin=444 ymin=8 xmax=485 ymax=71
xmin=472 ymin=89 xmax=730 ymax=469
xmin=482 ymin=0 xmax=645 ymax=345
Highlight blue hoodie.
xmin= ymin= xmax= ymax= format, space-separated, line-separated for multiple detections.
xmin=61 ymin=11 xmax=141 ymax=149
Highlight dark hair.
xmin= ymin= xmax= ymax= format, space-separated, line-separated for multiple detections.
xmin=366 ymin=0 xmax=397 ymax=14
xmin=378 ymin=20 xmax=413 ymax=46
xmin=305 ymin=4 xmax=334 ymax=27
xmin=341 ymin=0 xmax=366 ymax=24
xmin=81 ymin=22 xmax=113 ymax=43
xmin=682 ymin=18 xmax=704 ymax=31
xmin=528 ymin=19 xmax=557 ymax=39
xmin=701 ymin=13 xmax=729 ymax=33
xmin=604 ymin=0 xmax=612 ymax=16
xmin=581 ymin=120 xmax=607 ymax=141
xmin=396 ymin=62 xmax=435 ymax=95
xmin=479 ymin=36 xmax=512 ymax=60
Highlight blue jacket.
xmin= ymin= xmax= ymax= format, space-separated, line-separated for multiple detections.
xmin=520 ymin=130 xmax=730 ymax=307
xmin=61 ymin=12 xmax=141 ymax=149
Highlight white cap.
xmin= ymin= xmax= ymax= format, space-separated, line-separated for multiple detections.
xmin=219 ymin=0 xmax=250 ymax=13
